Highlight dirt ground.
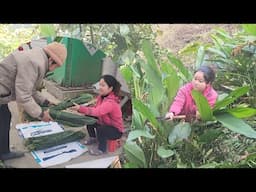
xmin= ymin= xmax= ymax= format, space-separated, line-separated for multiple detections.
xmin=154 ymin=24 xmax=239 ymax=54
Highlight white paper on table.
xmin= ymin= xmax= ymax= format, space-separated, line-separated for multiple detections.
xmin=31 ymin=141 xmax=88 ymax=168
xmin=16 ymin=121 xmax=64 ymax=138
xmin=65 ymin=156 xmax=118 ymax=168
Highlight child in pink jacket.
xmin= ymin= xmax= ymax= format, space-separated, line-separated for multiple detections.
xmin=165 ymin=66 xmax=218 ymax=122
xmin=71 ymin=75 xmax=124 ymax=155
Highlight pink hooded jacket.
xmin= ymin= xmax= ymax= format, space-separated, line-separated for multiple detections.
xmin=78 ymin=92 xmax=124 ymax=133
xmin=169 ymin=82 xmax=218 ymax=117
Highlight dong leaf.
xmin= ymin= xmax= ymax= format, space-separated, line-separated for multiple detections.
xmin=213 ymin=86 xmax=249 ymax=111
xmin=191 ymin=90 xmax=214 ymax=121
xmin=215 ymin=113 xmax=256 ymax=139
xmin=227 ymin=107 xmax=256 ymax=118
xmin=133 ymin=98 xmax=159 ymax=128
xmin=127 ymin=130 xmax=155 ymax=141
xmin=168 ymin=122 xmax=191 ymax=144
xmin=124 ymin=141 xmax=147 ymax=168
xmin=157 ymin=146 xmax=174 ymax=158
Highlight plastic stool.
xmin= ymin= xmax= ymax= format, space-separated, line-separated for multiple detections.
xmin=107 ymin=139 xmax=121 ymax=152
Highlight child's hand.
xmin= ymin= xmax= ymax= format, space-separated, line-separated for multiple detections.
xmin=165 ymin=112 xmax=174 ymax=120
xmin=70 ymin=102 xmax=80 ymax=111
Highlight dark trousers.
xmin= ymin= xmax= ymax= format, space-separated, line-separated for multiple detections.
xmin=0 ymin=104 xmax=11 ymax=155
xmin=87 ymin=123 xmax=122 ymax=152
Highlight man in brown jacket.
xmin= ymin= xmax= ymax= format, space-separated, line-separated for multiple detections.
xmin=0 ymin=42 xmax=67 ymax=161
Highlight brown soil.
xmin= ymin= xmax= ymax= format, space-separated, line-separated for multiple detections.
xmin=153 ymin=24 xmax=239 ymax=54
xmin=151 ymin=24 xmax=239 ymax=67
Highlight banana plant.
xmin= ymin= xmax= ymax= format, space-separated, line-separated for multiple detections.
xmin=191 ymin=86 xmax=256 ymax=139
xmin=206 ymin=25 xmax=256 ymax=107
xmin=123 ymin=40 xmax=191 ymax=167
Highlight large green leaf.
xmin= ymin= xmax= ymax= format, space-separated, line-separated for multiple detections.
xmin=206 ymin=58 xmax=235 ymax=65
xmin=214 ymin=28 xmax=233 ymax=41
xmin=191 ymin=90 xmax=214 ymax=121
xmin=178 ymin=41 xmax=201 ymax=55
xmin=127 ymin=130 xmax=155 ymax=141
xmin=120 ymin=65 xmax=133 ymax=83
xmin=161 ymin=62 xmax=180 ymax=102
xmin=133 ymin=98 xmax=159 ymax=128
xmin=215 ymin=113 xmax=256 ymax=139
xmin=142 ymin=39 xmax=158 ymax=73
xmin=168 ymin=122 xmax=191 ymax=144
xmin=167 ymin=53 xmax=192 ymax=81
xmin=211 ymin=33 xmax=231 ymax=57
xmin=213 ymin=86 xmax=249 ymax=111
xmin=124 ymin=141 xmax=147 ymax=168
xmin=210 ymin=35 xmax=231 ymax=58
xmin=227 ymin=107 xmax=256 ymax=118
xmin=141 ymin=59 xmax=164 ymax=108
xmin=207 ymin=47 xmax=226 ymax=58
xmin=229 ymin=86 xmax=250 ymax=98
xmin=217 ymin=93 xmax=229 ymax=102
xmin=195 ymin=46 xmax=205 ymax=69
xmin=123 ymin=162 xmax=140 ymax=168
xmin=140 ymin=49 xmax=162 ymax=86
xmin=211 ymin=34 xmax=224 ymax=48
xmin=132 ymin=109 xmax=143 ymax=129
xmin=39 ymin=24 xmax=56 ymax=37
xmin=130 ymin=63 xmax=142 ymax=79
xmin=157 ymin=146 xmax=174 ymax=158
xmin=242 ymin=24 xmax=256 ymax=36
xmin=148 ymin=86 xmax=162 ymax=117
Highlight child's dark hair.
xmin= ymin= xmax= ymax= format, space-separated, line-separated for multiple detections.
xmin=195 ymin=66 xmax=216 ymax=84
xmin=101 ymin=74 xmax=121 ymax=96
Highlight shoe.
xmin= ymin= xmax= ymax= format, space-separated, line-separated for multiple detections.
xmin=89 ymin=148 xmax=104 ymax=156
xmin=0 ymin=151 xmax=24 ymax=161
xmin=84 ymin=138 xmax=97 ymax=145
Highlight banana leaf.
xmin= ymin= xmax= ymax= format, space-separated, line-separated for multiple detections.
xmin=25 ymin=130 xmax=86 ymax=151
xmin=24 ymin=93 xmax=97 ymax=127
xmin=51 ymin=93 xmax=93 ymax=110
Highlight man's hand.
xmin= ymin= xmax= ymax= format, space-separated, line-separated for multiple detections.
xmin=43 ymin=99 xmax=60 ymax=107
xmin=40 ymin=110 xmax=53 ymax=122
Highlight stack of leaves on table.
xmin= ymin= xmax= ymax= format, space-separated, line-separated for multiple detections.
xmin=25 ymin=93 xmax=97 ymax=127
xmin=25 ymin=130 xmax=86 ymax=151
